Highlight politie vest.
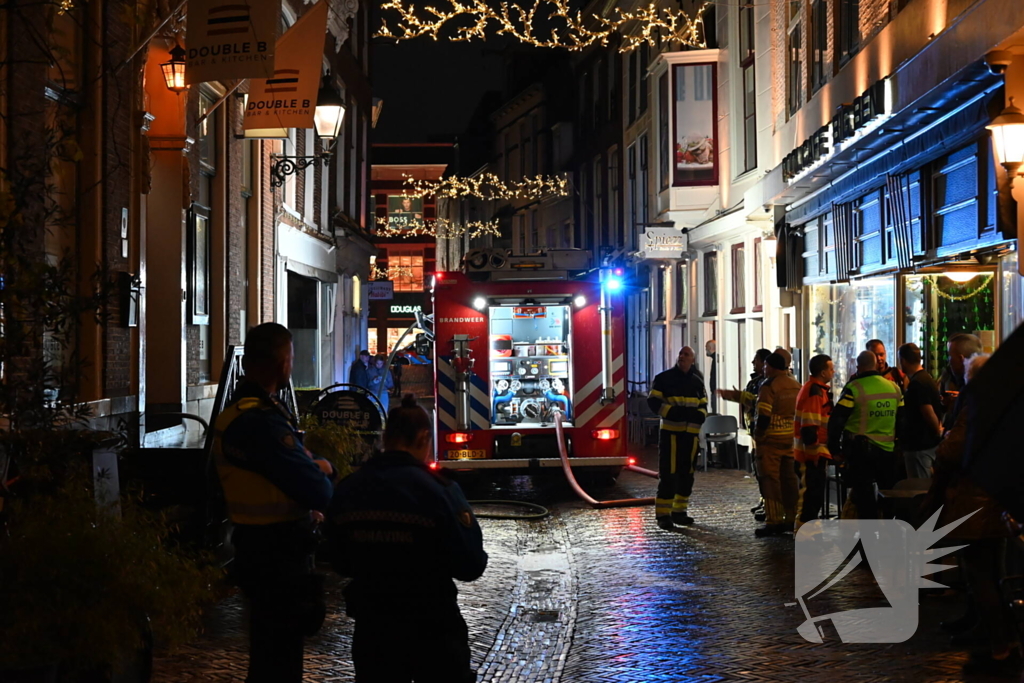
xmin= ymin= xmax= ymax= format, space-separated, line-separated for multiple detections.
xmin=840 ymin=374 xmax=903 ymax=452
xmin=212 ymin=397 xmax=310 ymax=525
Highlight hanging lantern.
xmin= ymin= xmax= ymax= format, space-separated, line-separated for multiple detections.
xmin=313 ymin=79 xmax=346 ymax=140
xmin=161 ymin=44 xmax=187 ymax=93
xmin=987 ymin=97 xmax=1024 ymax=173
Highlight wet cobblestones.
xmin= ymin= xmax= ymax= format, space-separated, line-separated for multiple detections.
xmin=152 ymin=459 xmax=1018 ymax=682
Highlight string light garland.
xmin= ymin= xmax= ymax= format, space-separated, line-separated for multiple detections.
xmin=401 ymin=172 xmax=569 ymax=201
xmin=376 ymin=0 xmax=708 ymax=53
xmin=930 ymin=273 xmax=994 ymax=301
xmin=375 ymin=216 xmax=502 ymax=239
xmin=371 ymin=264 xmax=413 ymax=281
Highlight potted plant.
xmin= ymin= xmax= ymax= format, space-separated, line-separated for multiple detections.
xmin=298 ymin=414 xmax=367 ymax=479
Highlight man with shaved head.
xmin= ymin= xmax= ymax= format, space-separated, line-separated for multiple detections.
xmin=940 ymin=332 xmax=983 ymax=430
xmin=828 ymin=350 xmax=904 ymax=519
xmin=648 ymin=346 xmax=708 ymax=529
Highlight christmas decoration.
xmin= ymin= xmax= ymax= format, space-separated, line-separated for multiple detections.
xmin=376 ymin=0 xmax=708 ymax=53
xmin=400 ymin=172 xmax=569 ymax=201
xmin=374 ymin=216 xmax=502 ymax=239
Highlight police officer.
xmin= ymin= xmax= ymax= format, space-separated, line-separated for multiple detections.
xmin=648 ymin=346 xmax=708 ymax=529
xmin=828 ymin=350 xmax=904 ymax=520
xmin=212 ymin=323 xmax=340 ymax=683
xmin=326 ymin=394 xmax=487 ymax=683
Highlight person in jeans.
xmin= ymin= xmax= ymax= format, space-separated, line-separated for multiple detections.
xmin=897 ymin=343 xmax=943 ymax=479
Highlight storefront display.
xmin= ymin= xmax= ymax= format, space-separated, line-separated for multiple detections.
xmin=808 ymin=277 xmax=895 ymax=388
xmin=904 ymin=273 xmax=995 ymax=378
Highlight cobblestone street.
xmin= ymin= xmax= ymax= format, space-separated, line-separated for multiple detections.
xmin=153 ymin=454 xmax=1019 ymax=683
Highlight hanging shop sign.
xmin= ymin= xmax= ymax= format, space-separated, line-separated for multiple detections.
xmin=390 ymin=304 xmax=422 ymax=314
xmin=244 ymin=1 xmax=328 ymax=132
xmin=783 ymin=77 xmax=891 ymax=184
xmin=368 ymin=280 xmax=394 ymax=300
xmin=185 ymin=0 xmax=279 ymax=84
xmin=638 ymin=227 xmax=686 ymax=260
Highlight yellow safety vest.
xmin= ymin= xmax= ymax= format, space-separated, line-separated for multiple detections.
xmin=838 ymin=374 xmax=903 ymax=452
xmin=212 ymin=397 xmax=311 ymax=525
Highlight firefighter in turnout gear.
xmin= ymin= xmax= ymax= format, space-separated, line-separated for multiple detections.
xmin=212 ymin=323 xmax=341 ymax=683
xmin=648 ymin=346 xmax=708 ymax=529
xmin=793 ymin=354 xmax=835 ymax=531
xmin=828 ymin=350 xmax=904 ymax=520
xmin=718 ymin=348 xmax=772 ymax=521
xmin=753 ymin=350 xmax=802 ymax=537
xmin=326 ymin=394 xmax=488 ymax=683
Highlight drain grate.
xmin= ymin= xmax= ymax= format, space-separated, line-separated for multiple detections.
xmin=531 ymin=609 xmax=560 ymax=622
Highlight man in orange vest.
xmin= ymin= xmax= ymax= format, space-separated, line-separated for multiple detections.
xmin=793 ymin=354 xmax=835 ymax=531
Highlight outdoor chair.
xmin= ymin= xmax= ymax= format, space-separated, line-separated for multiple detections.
xmin=699 ymin=414 xmax=738 ymax=472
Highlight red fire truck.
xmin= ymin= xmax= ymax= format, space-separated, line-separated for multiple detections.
xmin=430 ymin=248 xmax=628 ymax=476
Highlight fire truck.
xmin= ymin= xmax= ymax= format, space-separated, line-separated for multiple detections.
xmin=430 ymin=248 xmax=628 ymax=476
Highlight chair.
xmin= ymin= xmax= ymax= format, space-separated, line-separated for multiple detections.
xmin=699 ymin=414 xmax=738 ymax=472
xmin=627 ymin=392 xmax=660 ymax=446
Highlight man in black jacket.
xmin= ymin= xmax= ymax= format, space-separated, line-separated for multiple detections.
xmin=648 ymin=346 xmax=709 ymax=529
xmin=326 ymin=395 xmax=487 ymax=683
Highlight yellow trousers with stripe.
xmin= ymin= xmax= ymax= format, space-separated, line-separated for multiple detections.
xmin=656 ymin=430 xmax=699 ymax=518
xmin=755 ymin=440 xmax=798 ymax=526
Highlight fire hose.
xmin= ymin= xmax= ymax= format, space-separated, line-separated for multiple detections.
xmin=552 ymin=409 xmax=659 ymax=509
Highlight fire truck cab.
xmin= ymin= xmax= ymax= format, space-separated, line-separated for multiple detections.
xmin=431 ymin=248 xmax=628 ymax=473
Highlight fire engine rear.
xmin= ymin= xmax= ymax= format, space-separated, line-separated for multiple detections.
xmin=431 ymin=248 xmax=628 ymax=473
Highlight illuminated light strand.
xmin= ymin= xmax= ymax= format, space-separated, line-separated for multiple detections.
xmin=376 ymin=0 xmax=708 ymax=53
xmin=401 ymin=172 xmax=569 ymax=201
xmin=58 ymin=0 xmax=74 ymax=13
xmin=371 ymin=264 xmax=414 ymax=281
xmin=375 ymin=216 xmax=502 ymax=239
xmin=930 ymin=274 xmax=994 ymax=302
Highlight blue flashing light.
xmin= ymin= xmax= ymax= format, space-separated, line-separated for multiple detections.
xmin=605 ymin=276 xmax=623 ymax=292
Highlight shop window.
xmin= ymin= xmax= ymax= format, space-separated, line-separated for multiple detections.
xmin=703 ymin=251 xmax=718 ymax=317
xmin=287 ymin=272 xmax=320 ymax=389
xmin=387 ymin=327 xmax=425 ymax=354
xmin=904 ymin=274 xmax=996 ymax=379
xmin=808 ymin=278 xmax=895 ymax=388
xmin=388 ymin=249 xmax=424 ymax=292
xmin=368 ymin=328 xmax=378 ymax=355
xmin=753 ymin=238 xmax=763 ymax=312
xmin=731 ymin=243 xmax=746 ymax=314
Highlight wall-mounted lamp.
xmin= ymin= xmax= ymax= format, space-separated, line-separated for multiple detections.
xmin=987 ymin=97 xmax=1024 ymax=176
xmin=269 ymin=75 xmax=347 ymax=188
xmin=161 ymin=44 xmax=187 ymax=93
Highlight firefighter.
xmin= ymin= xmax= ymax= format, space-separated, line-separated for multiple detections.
xmin=212 ymin=323 xmax=340 ymax=683
xmin=718 ymin=348 xmax=772 ymax=520
xmin=753 ymin=349 xmax=802 ymax=537
xmin=793 ymin=354 xmax=835 ymax=531
xmin=828 ymin=350 xmax=904 ymax=520
xmin=326 ymin=394 xmax=488 ymax=683
xmin=648 ymin=346 xmax=708 ymax=529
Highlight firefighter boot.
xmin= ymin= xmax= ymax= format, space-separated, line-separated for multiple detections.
xmin=671 ymin=512 xmax=695 ymax=526
xmin=656 ymin=516 xmax=675 ymax=531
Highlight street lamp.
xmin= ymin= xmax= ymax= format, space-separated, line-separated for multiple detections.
xmin=160 ymin=44 xmax=187 ymax=93
xmin=987 ymin=97 xmax=1024 ymax=175
xmin=269 ymin=76 xmax=347 ymax=188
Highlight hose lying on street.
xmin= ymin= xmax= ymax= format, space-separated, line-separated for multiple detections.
xmin=553 ymin=409 xmax=655 ymax=509
xmin=468 ymin=500 xmax=550 ymax=520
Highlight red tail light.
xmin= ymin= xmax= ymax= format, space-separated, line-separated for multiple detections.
xmin=628 ymin=457 xmax=637 ymax=466
xmin=429 ymin=462 xmax=439 ymax=470
xmin=592 ymin=429 xmax=620 ymax=440
xmin=445 ymin=432 xmax=472 ymax=444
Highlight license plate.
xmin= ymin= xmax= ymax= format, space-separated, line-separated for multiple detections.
xmin=448 ymin=449 xmax=486 ymax=460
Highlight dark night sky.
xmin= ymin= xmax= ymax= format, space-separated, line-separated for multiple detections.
xmin=370 ymin=31 xmax=507 ymax=143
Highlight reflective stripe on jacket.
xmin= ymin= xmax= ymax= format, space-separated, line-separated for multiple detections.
xmin=794 ymin=378 xmax=833 ymax=462
xmin=830 ymin=372 xmax=903 ymax=453
xmin=648 ymin=366 xmax=708 ymax=434
xmin=755 ymin=373 xmax=802 ymax=445
xmin=212 ymin=390 xmax=334 ymax=525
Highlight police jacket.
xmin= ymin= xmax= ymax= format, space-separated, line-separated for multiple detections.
xmin=648 ymin=366 xmax=708 ymax=434
xmin=213 ymin=381 xmax=337 ymax=528
xmin=827 ymin=371 xmax=903 ymax=456
xmin=326 ymin=451 xmax=488 ymax=616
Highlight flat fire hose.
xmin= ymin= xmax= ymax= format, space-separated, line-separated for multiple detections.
xmin=553 ymin=409 xmax=657 ymax=509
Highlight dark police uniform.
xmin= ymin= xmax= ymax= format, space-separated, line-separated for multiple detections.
xmin=212 ymin=381 xmax=338 ymax=683
xmin=648 ymin=366 xmax=708 ymax=525
xmin=326 ymin=451 xmax=488 ymax=683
